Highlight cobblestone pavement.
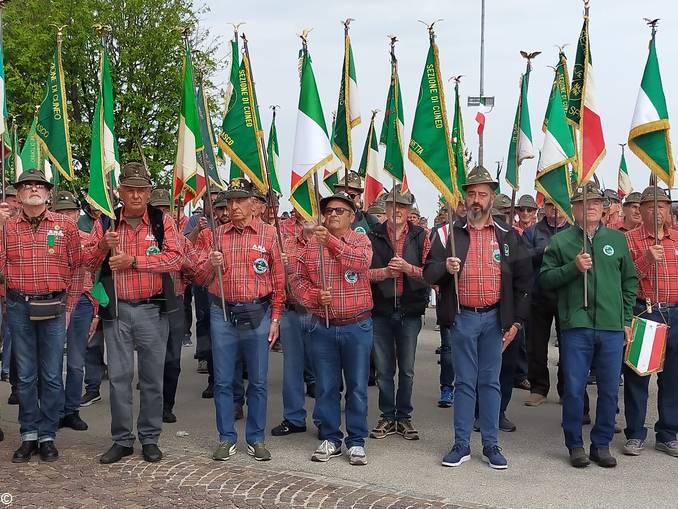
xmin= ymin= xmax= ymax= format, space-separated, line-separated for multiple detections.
xmin=2 ymin=432 xmax=495 ymax=509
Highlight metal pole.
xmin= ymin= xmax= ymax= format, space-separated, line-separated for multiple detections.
xmin=653 ymin=174 xmax=659 ymax=304
xmin=312 ymin=170 xmax=330 ymax=328
xmin=446 ymin=205 xmax=461 ymax=313
xmin=510 ymin=189 xmax=516 ymax=227
xmin=478 ymin=0 xmax=486 ymax=167
xmin=391 ymin=178 xmax=397 ymax=307
xmin=342 ymin=20 xmax=352 ymax=194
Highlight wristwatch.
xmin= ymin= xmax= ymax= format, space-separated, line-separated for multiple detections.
xmin=131 ymin=257 xmax=137 ymax=269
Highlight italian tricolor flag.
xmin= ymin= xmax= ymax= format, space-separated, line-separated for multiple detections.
xmin=617 ymin=145 xmax=632 ymax=198
xmin=290 ymin=44 xmax=333 ymax=220
xmin=628 ymin=32 xmax=674 ymax=188
xmin=626 ymin=317 xmax=667 ymax=375
xmin=359 ymin=112 xmax=385 ymax=210
xmin=173 ymin=45 xmax=205 ymax=204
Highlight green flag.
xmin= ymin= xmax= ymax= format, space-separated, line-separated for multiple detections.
xmin=628 ymin=32 xmax=674 ymax=187
xmin=536 ymin=56 xmax=575 ymax=222
xmin=266 ymin=109 xmax=282 ymax=195
xmin=217 ymin=46 xmax=267 ymax=192
xmin=86 ymin=44 xmax=119 ymax=218
xmin=451 ymin=80 xmax=468 ymax=198
xmin=195 ymin=78 xmax=223 ymax=190
xmin=331 ymin=26 xmax=360 ymax=168
xmin=505 ymin=68 xmax=535 ymax=191
xmin=380 ymin=46 xmax=406 ymax=187
xmin=226 ymin=37 xmax=243 ymax=182
xmin=36 ymin=37 xmax=74 ymax=181
xmin=20 ymin=114 xmax=42 ymax=177
xmin=290 ymin=44 xmax=333 ymax=220
xmin=407 ymin=33 xmax=457 ymax=206
xmin=323 ymin=111 xmax=341 ymax=192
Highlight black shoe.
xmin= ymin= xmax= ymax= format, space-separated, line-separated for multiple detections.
xmin=7 ymin=390 xmax=18 ymax=405
xmin=12 ymin=440 xmax=38 ymax=463
xmin=162 ymin=410 xmax=177 ymax=423
xmin=569 ymin=447 xmax=590 ymax=468
xmin=368 ymin=376 xmax=377 ymax=387
xmin=142 ymin=444 xmax=163 ymax=463
xmin=234 ymin=403 xmax=244 ymax=420
xmin=80 ymin=391 xmax=101 ymax=407
xmin=590 ymin=446 xmax=617 ymax=468
xmin=306 ymin=383 xmax=316 ymax=398
xmin=583 ymin=413 xmax=592 ymax=425
xmin=202 ymin=384 xmax=214 ymax=399
xmin=514 ymin=378 xmax=531 ymax=391
xmin=39 ymin=441 xmax=59 ymax=462
xmin=100 ymin=444 xmax=134 ymax=464
xmin=499 ymin=414 xmax=517 ymax=432
xmin=271 ymin=419 xmax=307 ymax=436
xmin=60 ymin=412 xmax=88 ymax=431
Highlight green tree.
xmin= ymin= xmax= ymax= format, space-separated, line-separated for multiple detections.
xmin=3 ymin=0 xmax=219 ymax=190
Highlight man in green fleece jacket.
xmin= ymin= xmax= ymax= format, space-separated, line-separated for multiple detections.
xmin=540 ymin=182 xmax=638 ymax=469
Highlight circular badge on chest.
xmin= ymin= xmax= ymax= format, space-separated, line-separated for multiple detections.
xmin=253 ymin=257 xmax=269 ymax=274
xmin=146 ymin=245 xmax=160 ymax=255
xmin=602 ymin=244 xmax=615 ymax=256
xmin=344 ymin=270 xmax=359 ymax=284
xmin=354 ymin=226 xmax=367 ymax=234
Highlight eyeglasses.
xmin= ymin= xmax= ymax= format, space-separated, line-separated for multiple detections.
xmin=323 ymin=207 xmax=352 ymax=216
xmin=517 ymin=207 xmax=535 ymax=213
xmin=18 ymin=183 xmax=47 ymax=190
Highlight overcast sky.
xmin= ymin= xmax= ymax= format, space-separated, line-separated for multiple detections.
xmin=200 ymin=0 xmax=678 ymax=220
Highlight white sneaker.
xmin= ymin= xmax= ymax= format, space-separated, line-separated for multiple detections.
xmin=311 ymin=440 xmax=341 ymax=462
xmin=347 ymin=446 xmax=367 ymax=466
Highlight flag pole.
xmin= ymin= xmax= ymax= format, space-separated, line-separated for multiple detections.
xmin=312 ymin=171 xmax=330 ymax=328
xmin=648 ymin=19 xmax=660 ymax=305
xmin=341 ymin=18 xmax=353 ymax=195
xmin=581 ymin=1 xmax=590 ymax=308
xmin=181 ymin=27 xmax=228 ymax=322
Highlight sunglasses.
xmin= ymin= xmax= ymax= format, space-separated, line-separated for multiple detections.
xmin=323 ymin=207 xmax=352 ymax=216
xmin=517 ymin=207 xmax=535 ymax=213
xmin=18 ymin=182 xmax=47 ymax=190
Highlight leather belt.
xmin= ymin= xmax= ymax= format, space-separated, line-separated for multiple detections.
xmin=7 ymin=289 xmax=65 ymax=302
xmin=209 ymin=294 xmax=271 ymax=310
xmin=119 ymin=298 xmax=158 ymax=307
xmin=636 ymin=299 xmax=678 ymax=310
xmin=325 ymin=310 xmax=371 ymax=327
xmin=459 ymin=302 xmax=499 ymax=313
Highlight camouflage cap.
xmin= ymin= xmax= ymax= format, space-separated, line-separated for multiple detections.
xmin=640 ymin=186 xmax=672 ymax=204
xmin=5 ymin=185 xmax=17 ymax=197
xmin=119 ymin=162 xmax=152 ymax=188
xmin=53 ymin=190 xmax=80 ymax=211
xmin=149 ymin=188 xmax=171 ymax=207
xmin=366 ymin=201 xmax=386 ymax=214
xmin=570 ymin=182 xmax=605 ymax=203
xmin=333 ymin=170 xmax=364 ymax=192
xmin=494 ymin=193 xmax=512 ymax=210
xmin=462 ymin=165 xmax=499 ymax=191
xmin=213 ymin=191 xmax=229 ymax=208
xmin=16 ymin=168 xmax=53 ymax=189
xmin=224 ymin=178 xmax=254 ymax=199
xmin=603 ymin=189 xmax=621 ymax=203
xmin=383 ymin=184 xmax=414 ymax=206
xmin=623 ymin=192 xmax=642 ymax=205
xmin=517 ymin=194 xmax=538 ymax=210
xmin=320 ymin=191 xmax=357 ymax=213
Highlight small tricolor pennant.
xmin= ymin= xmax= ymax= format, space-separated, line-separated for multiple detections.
xmin=625 ymin=317 xmax=668 ymax=376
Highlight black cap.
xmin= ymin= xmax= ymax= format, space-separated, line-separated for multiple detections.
xmin=16 ymin=168 xmax=53 ymax=189
xmin=224 ymin=178 xmax=254 ymax=199
xmin=53 ymin=190 xmax=80 ymax=211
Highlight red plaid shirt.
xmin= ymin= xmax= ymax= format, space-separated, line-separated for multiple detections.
xmin=194 ymin=217 xmax=285 ymax=320
xmin=85 ymin=208 xmax=183 ymax=301
xmin=290 ymin=228 xmax=373 ymax=320
xmin=0 ymin=210 xmax=84 ymax=312
xmin=171 ymin=234 xmax=198 ymax=296
xmin=280 ymin=217 xmax=304 ymax=239
xmin=368 ymin=222 xmax=431 ymax=295
xmin=78 ymin=230 xmax=99 ymax=315
xmin=626 ymin=224 xmax=678 ymax=303
xmin=458 ymin=217 xmax=501 ymax=307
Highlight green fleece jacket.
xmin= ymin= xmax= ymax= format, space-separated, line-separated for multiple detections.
xmin=539 ymin=223 xmax=638 ymax=331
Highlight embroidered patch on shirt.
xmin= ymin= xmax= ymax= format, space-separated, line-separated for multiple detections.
xmin=146 ymin=245 xmax=160 ymax=255
xmin=602 ymin=244 xmax=615 ymax=256
xmin=251 ymin=244 xmax=267 ymax=253
xmin=344 ymin=270 xmax=359 ymax=284
xmin=253 ymin=258 xmax=269 ymax=274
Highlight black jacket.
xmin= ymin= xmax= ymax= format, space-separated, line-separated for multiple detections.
xmin=368 ymin=221 xmax=429 ymax=316
xmin=423 ymin=217 xmax=532 ymax=330
xmin=522 ymin=217 xmax=569 ymax=302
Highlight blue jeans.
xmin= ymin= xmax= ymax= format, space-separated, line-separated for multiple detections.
xmin=624 ymin=306 xmax=678 ymax=443
xmin=450 ymin=309 xmax=502 ymax=448
xmin=84 ymin=326 xmax=104 ymax=393
xmin=62 ymin=296 xmax=94 ymax=416
xmin=7 ymin=293 xmax=67 ymax=442
xmin=373 ymin=312 xmax=422 ymax=420
xmin=1 ymin=315 xmax=11 ymax=376
xmin=439 ymin=326 xmax=455 ymax=388
xmin=280 ymin=309 xmax=315 ymax=426
xmin=311 ymin=318 xmax=373 ymax=448
xmin=210 ymin=304 xmax=270 ymax=444
xmin=561 ymin=328 xmax=623 ymax=449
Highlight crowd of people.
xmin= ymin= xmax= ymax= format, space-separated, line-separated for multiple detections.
xmin=0 ymin=162 xmax=675 ymax=471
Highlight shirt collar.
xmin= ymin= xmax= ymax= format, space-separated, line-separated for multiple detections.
xmin=638 ymin=222 xmax=672 ymax=240
xmin=225 ymin=216 xmax=259 ymax=234
xmin=120 ymin=206 xmax=150 ymax=226
xmin=20 ymin=208 xmax=50 ymax=225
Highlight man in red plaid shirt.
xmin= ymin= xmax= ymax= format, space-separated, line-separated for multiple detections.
xmin=86 ymin=162 xmax=183 ymax=465
xmin=195 ymin=178 xmax=285 ymax=463
xmin=623 ymin=186 xmax=678 ymax=458
xmin=367 ymin=185 xmax=431 ymax=442
xmin=0 ymin=169 xmax=84 ymax=463
xmin=289 ymin=191 xmax=373 ymax=466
